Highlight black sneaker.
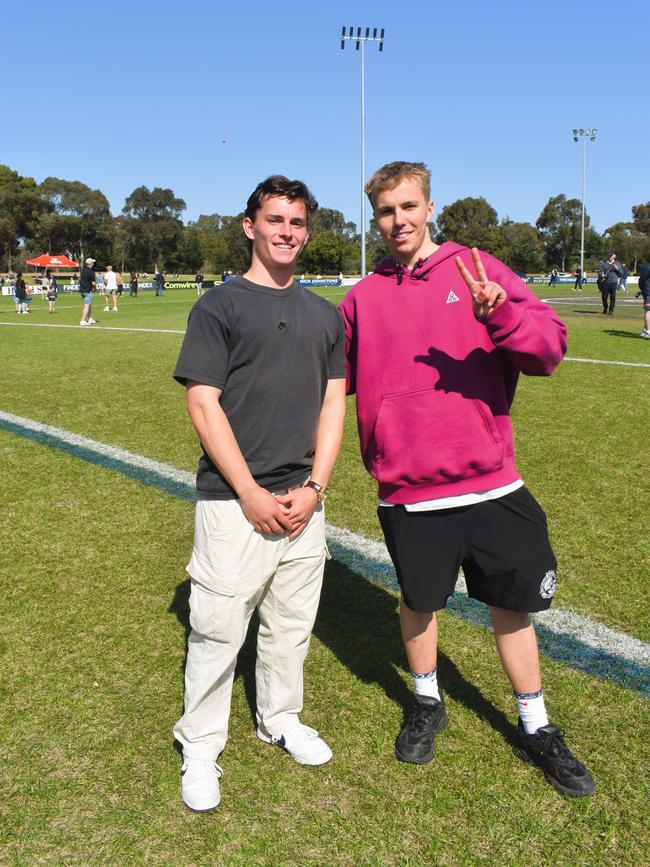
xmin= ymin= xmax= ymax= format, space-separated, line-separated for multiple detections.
xmin=513 ymin=720 xmax=596 ymax=797
xmin=395 ymin=694 xmax=448 ymax=764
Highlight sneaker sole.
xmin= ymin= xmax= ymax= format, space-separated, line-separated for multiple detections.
xmin=182 ymin=797 xmax=220 ymax=812
xmin=512 ymin=745 xmax=596 ymax=798
xmin=256 ymin=728 xmax=333 ymax=766
xmin=395 ymin=744 xmax=435 ymax=764
xmin=394 ymin=706 xmax=448 ymax=765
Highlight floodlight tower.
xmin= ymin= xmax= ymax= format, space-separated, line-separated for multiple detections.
xmin=572 ymin=128 xmax=597 ymax=283
xmin=340 ymin=26 xmax=385 ymax=278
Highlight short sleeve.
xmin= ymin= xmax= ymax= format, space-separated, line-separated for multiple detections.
xmin=328 ymin=308 xmax=347 ymax=380
xmin=173 ymin=303 xmax=231 ymax=388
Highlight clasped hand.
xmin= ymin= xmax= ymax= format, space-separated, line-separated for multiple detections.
xmin=240 ymin=485 xmax=317 ymax=540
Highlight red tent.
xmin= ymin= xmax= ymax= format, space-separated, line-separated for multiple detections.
xmin=26 ymin=254 xmax=79 ymax=268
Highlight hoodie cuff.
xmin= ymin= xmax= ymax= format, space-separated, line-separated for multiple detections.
xmin=484 ymin=298 xmax=522 ymax=340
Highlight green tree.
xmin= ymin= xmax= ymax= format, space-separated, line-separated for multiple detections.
xmin=198 ymin=233 xmax=230 ymax=273
xmin=101 ymin=215 xmax=128 ymax=271
xmin=168 ymin=228 xmax=204 ymax=272
xmin=0 ymin=165 xmax=42 ymax=269
xmin=37 ymin=177 xmax=112 ymax=263
xmin=310 ymin=208 xmax=357 ymax=239
xmin=434 ymin=197 xmax=498 ymax=248
xmin=188 ymin=213 xmax=225 ymax=234
xmin=602 ymin=222 xmax=649 ymax=272
xmin=121 ymin=186 xmax=186 ymax=270
xmin=217 ymin=214 xmax=250 ymax=273
xmin=631 ymin=202 xmax=650 ymax=236
xmin=299 ymin=232 xmax=348 ymax=273
xmin=186 ymin=213 xmax=229 ymax=272
xmin=535 ymin=194 xmax=585 ymax=271
xmin=365 ymin=218 xmax=389 ymax=270
xmin=488 ymin=222 xmax=545 ymax=273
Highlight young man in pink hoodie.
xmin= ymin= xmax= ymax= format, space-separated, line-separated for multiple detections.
xmin=340 ymin=161 xmax=595 ymax=798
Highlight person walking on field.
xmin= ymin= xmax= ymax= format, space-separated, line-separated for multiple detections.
xmin=129 ymin=271 xmax=138 ymax=297
xmin=572 ymin=265 xmax=583 ymax=290
xmin=154 ymin=269 xmax=165 ymax=296
xmin=172 ymin=175 xmax=346 ymax=813
xmin=598 ymin=252 xmax=622 ymax=315
xmin=79 ymin=257 xmax=97 ymax=326
xmin=103 ymin=265 xmax=119 ymax=311
xmin=195 ymin=271 xmax=204 ymax=295
xmin=340 ymin=161 xmax=595 ymax=798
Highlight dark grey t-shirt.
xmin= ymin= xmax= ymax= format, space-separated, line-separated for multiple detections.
xmin=174 ymin=275 xmax=346 ymax=499
xmin=79 ymin=267 xmax=95 ymax=293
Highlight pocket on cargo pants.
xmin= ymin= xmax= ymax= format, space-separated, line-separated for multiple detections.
xmin=188 ymin=571 xmax=238 ymax=643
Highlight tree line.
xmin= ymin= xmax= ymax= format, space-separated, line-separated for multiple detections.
xmin=1 ymin=164 xmax=649 ymax=275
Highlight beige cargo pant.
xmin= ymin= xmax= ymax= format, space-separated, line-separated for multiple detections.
xmin=173 ymin=498 xmax=327 ymax=760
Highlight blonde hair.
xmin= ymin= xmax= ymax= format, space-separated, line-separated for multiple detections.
xmin=365 ymin=161 xmax=431 ymax=206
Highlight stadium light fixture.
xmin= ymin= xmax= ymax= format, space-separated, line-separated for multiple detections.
xmin=572 ymin=128 xmax=597 ymax=282
xmin=340 ymin=25 xmax=385 ymax=278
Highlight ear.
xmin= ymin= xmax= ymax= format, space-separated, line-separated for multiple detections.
xmin=427 ymin=200 xmax=435 ymax=221
xmin=242 ymin=216 xmax=255 ymax=241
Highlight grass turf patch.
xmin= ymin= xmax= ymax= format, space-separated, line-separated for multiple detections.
xmin=0 ymin=433 xmax=647 ymax=865
xmin=0 ymin=284 xmax=648 ymax=863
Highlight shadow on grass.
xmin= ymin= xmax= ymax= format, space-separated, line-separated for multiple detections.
xmin=604 ymin=329 xmax=645 ymax=339
xmin=572 ymin=310 xmax=606 ymax=315
xmin=167 ymin=562 xmax=516 ymax=752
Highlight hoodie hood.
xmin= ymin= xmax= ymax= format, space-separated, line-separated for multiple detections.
xmin=373 ymin=241 xmax=467 ymax=284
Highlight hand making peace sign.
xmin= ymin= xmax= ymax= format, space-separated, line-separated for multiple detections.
xmin=455 ymin=247 xmax=507 ymax=321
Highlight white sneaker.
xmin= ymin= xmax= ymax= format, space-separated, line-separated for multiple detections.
xmin=88 ymin=318 xmax=97 ymax=324
xmin=257 ymin=722 xmax=333 ymax=766
xmin=181 ymin=758 xmax=223 ymax=812
xmin=111 ymin=307 xmax=118 ymax=312
xmin=79 ymin=320 xmax=90 ymax=326
xmin=641 ymin=330 xmax=650 ymax=339
xmin=103 ymin=306 xmax=110 ymax=311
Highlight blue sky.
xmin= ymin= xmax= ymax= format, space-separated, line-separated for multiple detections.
xmin=5 ymin=0 xmax=648 ymax=234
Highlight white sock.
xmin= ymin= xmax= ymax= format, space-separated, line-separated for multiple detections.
xmin=412 ymin=667 xmax=440 ymax=701
xmin=515 ymin=688 xmax=548 ymax=734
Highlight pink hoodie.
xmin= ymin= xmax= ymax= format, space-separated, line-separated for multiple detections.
xmin=340 ymin=242 xmax=567 ymax=504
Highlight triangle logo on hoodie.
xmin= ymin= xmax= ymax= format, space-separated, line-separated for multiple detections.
xmin=446 ymin=290 xmax=460 ymax=304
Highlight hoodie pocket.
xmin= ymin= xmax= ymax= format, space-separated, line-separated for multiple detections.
xmin=371 ymin=385 xmax=504 ymax=486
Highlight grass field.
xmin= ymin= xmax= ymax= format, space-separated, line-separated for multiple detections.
xmin=0 ymin=282 xmax=648 ymax=865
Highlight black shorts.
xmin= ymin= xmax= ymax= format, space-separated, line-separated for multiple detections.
xmin=378 ymin=487 xmax=557 ymax=614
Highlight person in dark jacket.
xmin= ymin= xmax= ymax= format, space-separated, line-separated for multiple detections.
xmin=599 ymin=252 xmax=622 ymax=315
xmin=638 ymin=262 xmax=650 ymax=338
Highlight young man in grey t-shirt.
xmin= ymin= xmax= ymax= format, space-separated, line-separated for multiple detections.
xmin=172 ymin=175 xmax=346 ymax=812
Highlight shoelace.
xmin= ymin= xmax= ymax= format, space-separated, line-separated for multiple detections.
xmin=406 ymin=702 xmax=438 ymax=734
xmin=270 ymin=724 xmax=320 ymax=746
xmin=537 ymin=729 xmax=578 ymax=768
xmin=286 ymin=725 xmax=320 ymax=744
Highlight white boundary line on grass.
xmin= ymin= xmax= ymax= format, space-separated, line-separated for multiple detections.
xmin=564 ymin=356 xmax=650 ymax=369
xmin=1 ymin=408 xmax=648 ymax=695
xmin=0 ymin=321 xmax=185 ymax=335
xmin=2 ymin=320 xmax=650 ymax=368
